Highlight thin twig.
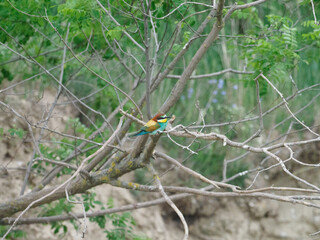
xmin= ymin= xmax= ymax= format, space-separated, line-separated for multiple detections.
xmin=95 ymin=0 xmax=145 ymax=51
xmin=155 ymin=151 xmax=240 ymax=190
xmin=65 ymin=182 xmax=87 ymax=238
xmin=310 ymin=0 xmax=319 ymax=25
xmin=166 ymin=68 xmax=254 ymax=79
xmin=259 ymin=73 xmax=320 ymax=137
xmin=6 ymin=0 xmax=42 ymax=17
xmin=148 ymin=163 xmax=189 ymax=240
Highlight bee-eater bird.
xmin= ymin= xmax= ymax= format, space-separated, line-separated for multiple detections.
xmin=130 ymin=113 xmax=171 ymax=136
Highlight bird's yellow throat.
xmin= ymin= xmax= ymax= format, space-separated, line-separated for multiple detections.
xmin=158 ymin=119 xmax=168 ymax=123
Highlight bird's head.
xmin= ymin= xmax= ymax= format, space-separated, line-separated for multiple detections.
xmin=152 ymin=113 xmax=171 ymax=123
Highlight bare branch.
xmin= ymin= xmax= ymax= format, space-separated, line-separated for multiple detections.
xmin=148 ymin=163 xmax=189 ymax=240
xmin=95 ymin=0 xmax=145 ymax=51
xmin=224 ymin=0 xmax=269 ymax=22
xmin=154 ymin=151 xmax=239 ymax=190
xmin=153 ymin=2 xmax=215 ymax=20
xmin=310 ymin=0 xmax=319 ymax=25
xmin=166 ymin=68 xmax=254 ymax=79
xmin=6 ymin=0 xmax=42 ymax=18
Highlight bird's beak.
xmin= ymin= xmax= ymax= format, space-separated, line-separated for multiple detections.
xmin=166 ymin=115 xmax=172 ymax=119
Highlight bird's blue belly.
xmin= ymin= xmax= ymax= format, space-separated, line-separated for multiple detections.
xmin=150 ymin=123 xmax=167 ymax=135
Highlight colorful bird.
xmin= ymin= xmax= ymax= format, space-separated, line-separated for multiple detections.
xmin=130 ymin=113 xmax=171 ymax=136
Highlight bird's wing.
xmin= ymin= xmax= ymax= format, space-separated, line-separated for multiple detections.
xmin=143 ymin=119 xmax=159 ymax=132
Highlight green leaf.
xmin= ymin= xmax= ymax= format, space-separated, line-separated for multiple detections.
xmin=106 ymin=26 xmax=124 ymax=41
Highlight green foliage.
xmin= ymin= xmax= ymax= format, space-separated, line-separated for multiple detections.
xmin=105 ymin=26 xmax=125 ymax=41
xmin=39 ymin=198 xmax=74 ymax=237
xmin=1 ymin=68 xmax=14 ymax=82
xmin=85 ymin=197 xmax=149 ymax=240
xmin=2 ymin=126 xmax=26 ymax=139
xmin=51 ymin=222 xmax=68 ymax=236
xmin=65 ymin=118 xmax=93 ymax=138
xmin=282 ymin=24 xmax=297 ymax=49
xmin=32 ymin=117 xmax=103 ymax=175
xmin=38 ymin=194 xmax=145 ymax=238
xmin=58 ymin=0 xmax=96 ymax=20
xmin=301 ymin=20 xmax=320 ymax=44
xmin=82 ymin=193 xmax=107 ymax=229
xmin=104 ymin=212 xmax=135 ymax=240
xmin=82 ymin=192 xmax=103 ymax=211
xmin=104 ymin=210 xmax=150 ymax=240
xmin=0 ymin=226 xmax=26 ymax=239
xmin=40 ymin=198 xmax=75 ymax=217
xmin=231 ymin=2 xmax=261 ymax=23
xmin=241 ymin=16 xmax=301 ymax=84
xmin=170 ymin=25 xmax=192 ymax=57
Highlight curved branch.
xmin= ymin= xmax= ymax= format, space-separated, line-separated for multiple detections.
xmin=166 ymin=68 xmax=254 ymax=79
xmin=223 ymin=0 xmax=269 ymax=22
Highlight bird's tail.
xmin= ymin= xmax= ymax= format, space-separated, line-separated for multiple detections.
xmin=127 ymin=130 xmax=146 ymax=137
